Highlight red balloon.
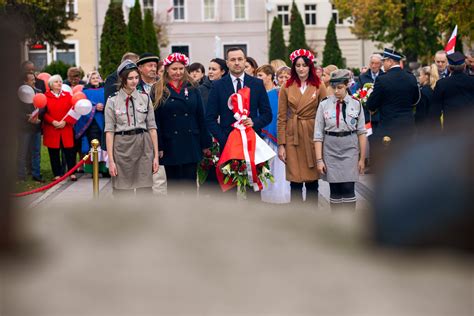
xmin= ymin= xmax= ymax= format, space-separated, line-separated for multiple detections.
xmin=71 ymin=92 xmax=86 ymax=105
xmin=37 ymin=72 xmax=51 ymax=91
xmin=72 ymin=84 xmax=84 ymax=94
xmin=32 ymin=93 xmax=47 ymax=109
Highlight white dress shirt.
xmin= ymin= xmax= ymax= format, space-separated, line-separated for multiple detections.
xmin=230 ymin=73 xmax=246 ymax=92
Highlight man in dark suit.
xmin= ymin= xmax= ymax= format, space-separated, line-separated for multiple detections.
xmin=430 ymin=51 xmax=474 ymax=130
xmin=358 ymin=53 xmax=384 ymax=132
xmin=205 ymin=47 xmax=272 ymax=148
xmin=366 ymin=48 xmax=419 ymax=145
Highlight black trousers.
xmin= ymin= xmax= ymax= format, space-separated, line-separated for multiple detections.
xmin=290 ymin=181 xmax=319 ymax=203
xmin=329 ymin=182 xmax=356 ymax=203
xmin=165 ymin=163 xmax=198 ymax=192
xmin=48 ymin=142 xmax=76 ymax=177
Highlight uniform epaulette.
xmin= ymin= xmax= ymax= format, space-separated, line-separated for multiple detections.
xmin=108 ymin=92 xmax=118 ymax=98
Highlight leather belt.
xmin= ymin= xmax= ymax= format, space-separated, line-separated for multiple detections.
xmin=115 ymin=128 xmax=146 ymax=136
xmin=324 ymin=131 xmax=356 ymax=137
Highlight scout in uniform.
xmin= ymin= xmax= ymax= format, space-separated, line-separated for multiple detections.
xmin=314 ymin=70 xmax=367 ymax=210
xmin=104 ymin=60 xmax=159 ymax=196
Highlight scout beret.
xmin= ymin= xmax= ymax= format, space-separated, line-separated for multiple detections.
xmin=329 ymin=69 xmax=351 ymax=83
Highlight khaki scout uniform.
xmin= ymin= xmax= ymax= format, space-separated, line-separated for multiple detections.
xmin=104 ymin=88 xmax=157 ymax=190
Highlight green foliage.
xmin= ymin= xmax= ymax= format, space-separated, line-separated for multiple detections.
xmin=332 ymin=0 xmax=459 ymax=62
xmin=288 ymin=1 xmax=308 ymax=55
xmin=322 ymin=19 xmax=345 ymax=68
xmin=0 ymin=0 xmax=75 ymax=47
xmin=269 ymin=16 xmax=287 ymax=64
xmin=100 ymin=1 xmax=128 ymax=77
xmin=127 ymin=0 xmax=145 ymax=55
xmin=42 ymin=60 xmax=71 ymax=79
xmin=349 ymin=67 xmax=361 ymax=76
xmin=143 ymin=9 xmax=159 ymax=56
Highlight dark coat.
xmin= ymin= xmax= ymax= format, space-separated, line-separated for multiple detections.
xmin=154 ymin=83 xmax=211 ymax=166
xmin=104 ymin=71 xmax=118 ymax=101
xmin=205 ymin=73 xmax=272 ymax=147
xmin=357 ymin=69 xmax=384 ymax=125
xmin=430 ymin=71 xmax=474 ymax=130
xmin=415 ymin=85 xmax=433 ymax=126
xmin=197 ymin=76 xmax=212 ymax=108
xmin=366 ymin=67 xmax=419 ymax=139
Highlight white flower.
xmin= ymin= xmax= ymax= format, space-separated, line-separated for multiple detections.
xmin=221 ymin=163 xmax=231 ymax=175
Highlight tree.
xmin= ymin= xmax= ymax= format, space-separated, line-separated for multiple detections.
xmin=269 ymin=16 xmax=287 ymax=63
xmin=0 ymin=0 xmax=75 ymax=47
xmin=332 ymin=0 xmax=472 ymax=62
xmin=127 ymin=0 xmax=145 ymax=55
xmin=322 ymin=18 xmax=344 ymax=68
xmin=100 ymin=1 xmax=128 ymax=77
xmin=143 ymin=9 xmax=159 ymax=56
xmin=288 ymin=1 xmax=308 ymax=55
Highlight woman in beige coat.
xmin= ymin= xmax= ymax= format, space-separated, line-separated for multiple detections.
xmin=277 ymin=49 xmax=327 ymax=203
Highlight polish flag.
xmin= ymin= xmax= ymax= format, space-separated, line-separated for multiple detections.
xmin=365 ymin=122 xmax=373 ymax=137
xmin=444 ymin=25 xmax=457 ymax=55
xmin=63 ymin=108 xmax=81 ymax=125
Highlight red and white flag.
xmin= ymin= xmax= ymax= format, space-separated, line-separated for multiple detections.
xmin=444 ymin=25 xmax=457 ymax=55
xmin=365 ymin=122 xmax=373 ymax=137
xmin=63 ymin=108 xmax=81 ymax=125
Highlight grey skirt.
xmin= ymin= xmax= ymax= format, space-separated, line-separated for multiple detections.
xmin=112 ymin=132 xmax=154 ymax=190
xmin=323 ymin=133 xmax=359 ymax=183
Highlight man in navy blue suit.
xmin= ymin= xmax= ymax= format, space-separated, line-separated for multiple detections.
xmin=205 ymin=47 xmax=272 ymax=148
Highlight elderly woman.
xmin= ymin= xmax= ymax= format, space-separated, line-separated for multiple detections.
xmin=314 ymin=70 xmax=367 ymax=210
xmin=277 ymin=49 xmax=327 ymax=204
xmin=104 ymin=60 xmax=159 ymax=196
xmin=43 ymin=74 xmax=77 ymax=181
xmin=152 ymin=53 xmax=211 ymax=192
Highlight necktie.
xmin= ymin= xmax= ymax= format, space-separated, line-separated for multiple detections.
xmin=236 ymin=78 xmax=242 ymax=92
xmin=336 ymin=100 xmax=341 ymax=128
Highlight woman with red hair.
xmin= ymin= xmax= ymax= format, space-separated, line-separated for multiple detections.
xmin=277 ymin=49 xmax=327 ymax=204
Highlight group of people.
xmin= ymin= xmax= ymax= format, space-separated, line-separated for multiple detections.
xmin=17 ymin=45 xmax=474 ymax=209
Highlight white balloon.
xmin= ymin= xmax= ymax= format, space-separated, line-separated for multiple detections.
xmin=61 ymin=84 xmax=72 ymax=94
xmin=75 ymin=99 xmax=92 ymax=115
xmin=17 ymin=85 xmax=35 ymax=103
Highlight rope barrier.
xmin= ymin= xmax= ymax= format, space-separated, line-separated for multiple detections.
xmin=12 ymin=154 xmax=90 ymax=198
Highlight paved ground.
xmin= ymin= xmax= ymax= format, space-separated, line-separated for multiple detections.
xmin=5 ymin=174 xmax=473 ymax=315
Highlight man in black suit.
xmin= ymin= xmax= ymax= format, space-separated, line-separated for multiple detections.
xmin=205 ymin=47 xmax=272 ymax=148
xmin=430 ymin=51 xmax=474 ymax=130
xmin=366 ymin=48 xmax=419 ymax=146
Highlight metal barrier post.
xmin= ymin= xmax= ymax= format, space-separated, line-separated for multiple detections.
xmin=91 ymin=139 xmax=100 ymax=198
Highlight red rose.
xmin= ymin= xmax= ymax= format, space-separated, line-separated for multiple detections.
xmin=239 ymin=163 xmax=247 ymax=172
xmin=360 ymin=90 xmax=367 ymax=98
xmin=204 ymin=151 xmax=212 ymax=158
xmin=231 ymin=160 xmax=239 ymax=171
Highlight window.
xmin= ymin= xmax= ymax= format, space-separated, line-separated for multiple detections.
xmin=55 ymin=42 xmax=77 ymax=66
xmin=28 ymin=43 xmax=48 ymax=71
xmin=305 ymin=4 xmax=316 ymax=26
xmin=277 ymin=5 xmax=289 ymax=26
xmin=223 ymin=44 xmax=247 ymax=58
xmin=143 ymin=0 xmax=154 ymax=11
xmin=171 ymin=45 xmax=189 ymax=57
xmin=173 ymin=0 xmax=185 ymax=21
xmin=65 ymin=0 xmax=77 ymax=16
xmin=332 ymin=4 xmax=343 ymax=25
xmin=234 ymin=0 xmax=246 ymax=20
xmin=203 ymin=0 xmax=215 ymax=20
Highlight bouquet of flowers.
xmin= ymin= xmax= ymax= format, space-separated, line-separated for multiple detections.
xmin=353 ymin=82 xmax=374 ymax=107
xmin=216 ymin=87 xmax=276 ymax=199
xmin=221 ymin=160 xmax=274 ymax=198
xmin=197 ymin=140 xmax=220 ymax=185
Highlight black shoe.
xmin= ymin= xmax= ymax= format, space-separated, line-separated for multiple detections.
xmin=32 ymin=176 xmax=45 ymax=183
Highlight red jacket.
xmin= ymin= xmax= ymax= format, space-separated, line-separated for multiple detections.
xmin=43 ymin=90 xmax=75 ymax=148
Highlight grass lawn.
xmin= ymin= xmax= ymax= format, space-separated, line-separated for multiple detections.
xmin=14 ymin=145 xmax=54 ymax=194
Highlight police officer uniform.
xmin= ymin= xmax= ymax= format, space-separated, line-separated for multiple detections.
xmin=430 ymin=51 xmax=474 ymax=130
xmin=104 ymin=60 xmax=157 ymax=191
xmin=314 ymin=70 xmax=367 ymax=206
xmin=366 ymin=48 xmax=419 ymax=143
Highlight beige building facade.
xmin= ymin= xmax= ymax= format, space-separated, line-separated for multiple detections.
xmin=25 ymin=0 xmax=379 ymax=74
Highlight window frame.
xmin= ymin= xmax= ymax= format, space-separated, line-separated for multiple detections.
xmin=173 ymin=0 xmax=186 ymax=22
xmin=201 ymin=0 xmax=217 ymax=21
xmin=232 ymin=0 xmax=248 ymax=21
xmin=170 ymin=43 xmax=191 ymax=58
xmin=277 ymin=4 xmax=290 ymax=26
xmin=304 ymin=4 xmax=317 ymax=26
xmin=54 ymin=39 xmax=80 ymax=67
